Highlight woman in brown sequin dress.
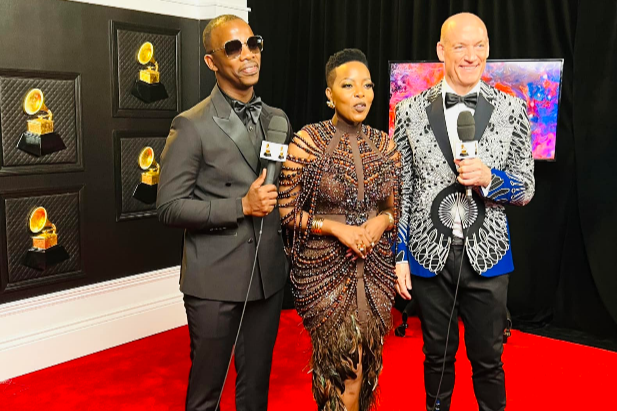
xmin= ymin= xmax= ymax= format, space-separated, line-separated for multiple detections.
xmin=278 ymin=49 xmax=400 ymax=411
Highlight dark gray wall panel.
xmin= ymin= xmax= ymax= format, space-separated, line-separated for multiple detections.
xmin=110 ymin=21 xmax=181 ymax=116
xmin=0 ymin=70 xmax=83 ymax=174
xmin=0 ymin=187 xmax=83 ymax=292
xmin=113 ymin=130 xmax=166 ymax=220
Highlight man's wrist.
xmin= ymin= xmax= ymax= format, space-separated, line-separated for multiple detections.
xmin=239 ymin=197 xmax=249 ymax=218
xmin=482 ymin=166 xmax=492 ymax=188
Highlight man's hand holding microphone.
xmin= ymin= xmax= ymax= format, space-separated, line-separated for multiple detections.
xmin=454 ymin=111 xmax=491 ymax=197
xmin=242 ymin=115 xmax=290 ymax=218
xmin=242 ymin=168 xmax=278 ymax=217
xmin=455 ymin=158 xmax=491 ymax=189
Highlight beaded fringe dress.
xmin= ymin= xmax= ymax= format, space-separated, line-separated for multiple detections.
xmin=279 ymin=120 xmax=400 ymax=410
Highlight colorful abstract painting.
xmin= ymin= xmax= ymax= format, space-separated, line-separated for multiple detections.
xmin=389 ymin=60 xmax=563 ymax=160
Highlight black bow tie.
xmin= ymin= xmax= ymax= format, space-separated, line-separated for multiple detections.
xmin=233 ymin=97 xmax=262 ymax=125
xmin=445 ymin=92 xmax=478 ymax=110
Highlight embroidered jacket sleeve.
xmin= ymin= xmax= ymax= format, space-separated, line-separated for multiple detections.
xmin=483 ymin=99 xmax=535 ymax=206
xmin=393 ymin=102 xmax=413 ymax=264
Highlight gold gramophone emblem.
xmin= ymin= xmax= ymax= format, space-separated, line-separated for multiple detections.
xmin=138 ymin=146 xmax=160 ymax=186
xmin=17 ymin=88 xmax=65 ymax=157
xmin=24 ymin=89 xmax=54 ymax=136
xmin=137 ymin=42 xmax=160 ymax=84
xmin=28 ymin=207 xmax=58 ymax=250
xmin=264 ymin=143 xmax=271 ymax=157
xmin=131 ymin=41 xmax=168 ymax=103
xmin=22 ymin=205 xmax=70 ymax=270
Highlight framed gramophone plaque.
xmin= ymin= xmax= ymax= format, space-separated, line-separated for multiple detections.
xmin=0 ymin=69 xmax=83 ymax=176
xmin=110 ymin=21 xmax=181 ymax=118
xmin=0 ymin=186 xmax=83 ymax=293
xmin=113 ymin=130 xmax=167 ymax=221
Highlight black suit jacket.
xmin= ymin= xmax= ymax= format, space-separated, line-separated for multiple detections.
xmin=157 ymin=84 xmax=292 ymax=302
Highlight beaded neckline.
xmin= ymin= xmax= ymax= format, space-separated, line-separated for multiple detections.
xmin=331 ymin=118 xmax=363 ymax=135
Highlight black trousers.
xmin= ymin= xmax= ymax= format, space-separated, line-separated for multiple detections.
xmin=411 ymin=243 xmax=509 ymax=411
xmin=183 ymin=288 xmax=284 ymax=411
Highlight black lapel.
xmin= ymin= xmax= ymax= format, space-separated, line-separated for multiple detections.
xmin=426 ymin=94 xmax=457 ymax=174
xmin=474 ymin=94 xmax=494 ymax=141
xmin=211 ymin=85 xmax=260 ymax=174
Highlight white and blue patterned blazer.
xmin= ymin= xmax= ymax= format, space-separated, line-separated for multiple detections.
xmin=394 ymin=81 xmax=535 ymax=278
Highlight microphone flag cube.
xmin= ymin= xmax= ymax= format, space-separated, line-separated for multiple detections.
xmin=260 ymin=141 xmax=288 ymax=162
xmin=454 ymin=140 xmax=479 ymax=160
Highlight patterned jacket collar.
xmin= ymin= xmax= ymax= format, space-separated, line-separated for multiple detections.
xmin=425 ymin=80 xmax=495 ymax=174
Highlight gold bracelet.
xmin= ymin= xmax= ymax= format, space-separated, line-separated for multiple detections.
xmin=311 ymin=217 xmax=324 ymax=235
xmin=379 ymin=210 xmax=394 ymax=230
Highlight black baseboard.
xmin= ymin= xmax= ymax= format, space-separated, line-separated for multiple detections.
xmin=515 ymin=323 xmax=617 ymax=352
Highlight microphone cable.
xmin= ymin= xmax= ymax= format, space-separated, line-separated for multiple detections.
xmin=429 ymin=201 xmax=471 ymax=411
xmin=214 ymin=217 xmax=265 ymax=411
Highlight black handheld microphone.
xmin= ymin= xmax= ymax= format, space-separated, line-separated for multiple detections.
xmin=261 ymin=116 xmax=289 ymax=186
xmin=456 ymin=111 xmax=476 ymax=200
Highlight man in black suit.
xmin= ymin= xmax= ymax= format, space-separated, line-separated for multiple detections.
xmin=157 ymin=15 xmax=292 ymax=411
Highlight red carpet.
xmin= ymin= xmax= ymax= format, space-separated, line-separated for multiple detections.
xmin=2 ymin=309 xmax=616 ymax=410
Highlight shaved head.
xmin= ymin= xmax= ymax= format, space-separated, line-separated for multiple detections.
xmin=440 ymin=13 xmax=488 ymax=45
xmin=437 ymin=12 xmax=490 ymax=95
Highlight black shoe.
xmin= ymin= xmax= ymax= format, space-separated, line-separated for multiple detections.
xmin=504 ymin=310 xmax=512 ymax=343
xmin=395 ymin=312 xmax=408 ymax=337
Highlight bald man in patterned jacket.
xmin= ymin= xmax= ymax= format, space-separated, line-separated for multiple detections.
xmin=393 ymin=13 xmax=535 ymax=411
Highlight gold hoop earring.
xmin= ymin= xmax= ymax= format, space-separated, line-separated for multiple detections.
xmin=327 ymin=100 xmax=335 ymax=109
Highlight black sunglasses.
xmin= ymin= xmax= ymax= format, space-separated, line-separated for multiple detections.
xmin=207 ymin=35 xmax=264 ymax=58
